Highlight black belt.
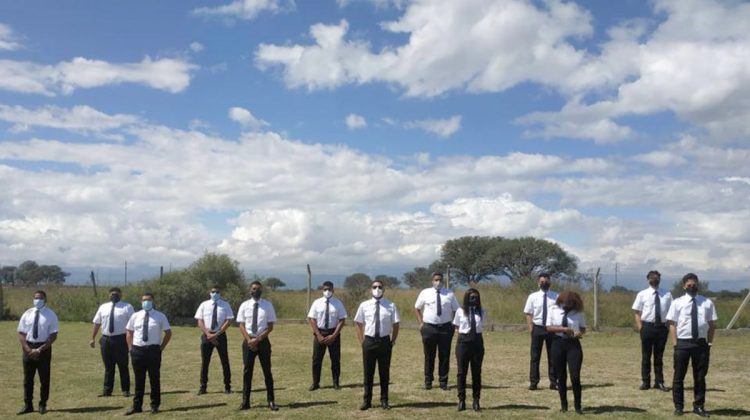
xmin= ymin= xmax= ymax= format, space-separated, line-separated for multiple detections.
xmin=27 ymin=341 xmax=46 ymax=348
xmin=642 ymin=321 xmax=666 ymax=327
xmin=459 ymin=332 xmax=482 ymax=337
xmin=133 ymin=344 xmax=161 ymax=349
xmin=425 ymin=322 xmax=452 ymax=327
xmin=677 ymin=338 xmax=707 ymax=344
xmin=102 ymin=333 xmax=126 ymax=338
xmin=318 ymin=328 xmax=335 ymax=334
xmin=365 ymin=335 xmax=389 ymax=340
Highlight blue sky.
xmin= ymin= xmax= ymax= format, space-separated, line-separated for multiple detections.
xmin=1 ymin=0 xmax=749 ymax=290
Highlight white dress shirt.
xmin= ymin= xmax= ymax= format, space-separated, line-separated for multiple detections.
xmin=307 ymin=296 xmax=347 ymax=329
xmin=523 ymin=289 xmax=560 ymax=326
xmin=632 ymin=287 xmax=672 ymax=323
xmin=547 ymin=306 xmax=586 ymax=338
xmin=666 ymin=294 xmax=718 ymax=339
xmin=18 ymin=306 xmax=59 ymax=343
xmin=415 ymin=287 xmax=460 ymax=324
xmin=93 ymin=301 xmax=135 ymax=336
xmin=237 ymin=298 xmax=276 ymax=337
xmin=126 ymin=309 xmax=171 ymax=346
xmin=194 ymin=299 xmax=234 ymax=332
xmin=453 ymin=307 xmax=486 ymax=334
xmin=354 ymin=297 xmax=400 ymax=337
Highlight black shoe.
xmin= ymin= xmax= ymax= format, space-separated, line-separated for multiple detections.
xmin=561 ymin=403 xmax=568 ymax=413
xmin=440 ymin=383 xmax=448 ymax=391
xmin=528 ymin=384 xmax=538 ymax=390
xmin=457 ymin=400 xmax=466 ymax=411
xmin=381 ymin=400 xmax=390 ymax=410
xmin=196 ymin=388 xmax=207 ymax=395
xmin=693 ymin=407 xmax=710 ymax=417
xmin=123 ymin=391 xmax=131 ymax=397
xmin=16 ymin=406 xmax=33 ymax=415
xmin=575 ymin=408 xmax=584 ymax=415
xmin=38 ymin=405 xmax=46 ymax=415
xmin=333 ymin=382 xmax=341 ymax=390
xmin=238 ymin=403 xmax=250 ymax=411
xmin=424 ymin=383 xmax=432 ymax=390
xmin=673 ymin=408 xmax=684 ymax=416
xmin=639 ymin=382 xmax=651 ymax=390
xmin=472 ymin=399 xmax=480 ymax=411
xmin=97 ymin=392 xmax=112 ymax=397
xmin=549 ymin=383 xmax=558 ymax=390
xmin=309 ymin=384 xmax=319 ymax=391
xmin=150 ymin=407 xmax=159 ymax=414
xmin=654 ymin=382 xmax=670 ymax=392
xmin=359 ymin=401 xmax=371 ymax=411
xmin=125 ymin=407 xmax=142 ymax=416
xmin=269 ymin=402 xmax=279 ymax=411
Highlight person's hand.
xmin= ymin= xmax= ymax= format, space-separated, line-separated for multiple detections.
xmin=316 ymin=333 xmax=326 ymax=344
xmin=391 ymin=338 xmax=397 ymax=347
xmin=248 ymin=337 xmax=259 ymax=351
xmin=89 ymin=339 xmax=96 ymax=348
xmin=574 ymin=331 xmax=583 ymax=339
xmin=206 ymin=332 xmax=215 ymax=341
xmin=565 ymin=328 xmax=574 ymax=337
xmin=29 ymin=349 xmax=40 ymax=360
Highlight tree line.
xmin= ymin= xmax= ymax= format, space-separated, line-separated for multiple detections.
xmin=1 ymin=261 xmax=70 ymax=285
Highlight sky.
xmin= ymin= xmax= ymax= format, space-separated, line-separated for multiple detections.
xmin=1 ymin=0 xmax=749 ymax=290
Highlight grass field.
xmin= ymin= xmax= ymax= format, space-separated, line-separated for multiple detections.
xmin=1 ymin=321 xmax=749 ymax=419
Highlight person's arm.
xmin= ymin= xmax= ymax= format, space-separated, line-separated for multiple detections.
xmin=309 ymin=318 xmax=325 ymax=343
xmin=634 ymin=311 xmax=642 ymax=332
xmin=355 ymin=322 xmax=364 ymax=345
xmin=415 ymin=309 xmax=424 ymax=329
xmin=238 ymin=322 xmax=252 ymax=344
xmin=126 ymin=330 xmax=134 ymax=351
xmin=391 ymin=322 xmax=400 ymax=346
xmin=90 ymin=323 xmax=101 ymax=348
xmin=161 ymin=330 xmax=172 ymax=351
xmin=707 ymin=320 xmax=715 ymax=345
xmin=330 ymin=318 xmax=345 ymax=341
xmin=546 ymin=325 xmax=570 ymax=334
xmin=525 ymin=313 xmax=534 ymax=333
xmin=257 ymin=323 xmax=273 ymax=341
xmin=218 ymin=319 xmax=231 ymax=335
xmin=668 ymin=321 xmax=677 ymax=347
xmin=18 ymin=332 xmax=32 ymax=355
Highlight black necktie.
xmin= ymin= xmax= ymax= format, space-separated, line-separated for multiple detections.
xmin=374 ymin=300 xmax=381 ymax=337
xmin=324 ymin=299 xmax=330 ymax=329
xmin=469 ymin=308 xmax=477 ymax=334
xmin=251 ymin=302 xmax=259 ymax=335
xmin=562 ymin=310 xmax=569 ymax=328
xmin=691 ymin=298 xmax=699 ymax=339
xmin=33 ymin=309 xmax=40 ymax=340
xmin=210 ymin=302 xmax=218 ymax=331
xmin=109 ymin=303 xmax=116 ymax=334
xmin=436 ymin=289 xmax=442 ymax=317
xmin=654 ymin=291 xmax=662 ymax=324
xmin=542 ymin=293 xmax=548 ymax=326
xmin=142 ymin=311 xmax=149 ymax=342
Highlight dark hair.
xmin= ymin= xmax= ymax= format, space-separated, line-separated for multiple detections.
xmin=34 ymin=290 xmax=47 ymax=299
xmin=322 ymin=281 xmax=334 ymax=289
xmin=211 ymin=285 xmax=221 ymax=291
xmin=142 ymin=293 xmax=154 ymax=300
xmin=431 ymin=272 xmax=443 ymax=279
xmin=538 ymin=273 xmax=550 ymax=280
xmin=646 ymin=271 xmax=661 ymax=281
xmin=371 ymin=279 xmax=383 ymax=286
xmin=681 ymin=273 xmax=699 ymax=284
xmin=556 ymin=290 xmax=583 ymax=313
xmin=462 ymin=288 xmax=482 ymax=317
xmin=250 ymin=280 xmax=262 ymax=288
xmin=109 ymin=287 xmax=122 ymax=294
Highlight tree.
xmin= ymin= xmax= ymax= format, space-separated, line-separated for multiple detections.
xmin=16 ymin=260 xmax=41 ymax=285
xmin=374 ymin=274 xmax=400 ymax=288
xmin=403 ymin=260 xmax=448 ymax=288
xmin=263 ymin=277 xmax=286 ymax=290
xmin=493 ymin=237 xmax=577 ymax=284
xmin=38 ymin=265 xmax=69 ymax=284
xmin=441 ymin=236 xmax=503 ymax=285
xmin=0 ymin=266 xmax=17 ymax=285
xmin=344 ymin=273 xmax=372 ymax=314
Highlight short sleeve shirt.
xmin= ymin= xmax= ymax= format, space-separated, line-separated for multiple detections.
xmin=415 ymin=287 xmax=460 ymax=324
xmin=237 ymin=298 xmax=277 ymax=336
xmin=354 ymin=297 xmax=400 ymax=337
xmin=126 ymin=309 xmax=171 ymax=346
xmin=93 ymin=301 xmax=135 ymax=336
xmin=194 ymin=299 xmax=235 ymax=332
xmin=18 ymin=306 xmax=59 ymax=343
xmin=307 ymin=296 xmax=347 ymax=329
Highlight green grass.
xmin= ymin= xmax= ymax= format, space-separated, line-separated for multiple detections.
xmin=1 ymin=321 xmax=749 ymax=419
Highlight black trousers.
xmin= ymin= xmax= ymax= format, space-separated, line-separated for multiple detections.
xmin=100 ymin=334 xmax=130 ymax=395
xmin=672 ymin=339 xmax=710 ymax=410
xmin=552 ymin=337 xmax=583 ymax=410
xmin=22 ymin=342 xmax=51 ymax=407
xmin=241 ymin=338 xmax=274 ymax=403
xmin=640 ymin=323 xmax=668 ymax=383
xmin=530 ymin=325 xmax=556 ymax=385
xmin=362 ymin=336 xmax=392 ymax=403
xmin=131 ymin=345 xmax=162 ymax=410
xmin=200 ymin=332 xmax=231 ymax=389
xmin=311 ymin=329 xmax=341 ymax=386
xmin=421 ymin=322 xmax=454 ymax=385
xmin=456 ymin=333 xmax=484 ymax=400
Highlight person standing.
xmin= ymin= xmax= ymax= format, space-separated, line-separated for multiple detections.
xmin=547 ymin=290 xmax=586 ymax=414
xmin=453 ymin=288 xmax=485 ymax=412
xmin=307 ymin=281 xmax=347 ymax=391
xmin=16 ymin=290 xmax=58 ymax=415
xmin=415 ymin=272 xmax=459 ymax=390
xmin=195 ymin=285 xmax=234 ymax=395
xmin=523 ymin=273 xmax=558 ymax=390
xmin=667 ymin=273 xmax=717 ymax=417
xmin=90 ymin=287 xmax=134 ymax=398
xmin=354 ymin=279 xmax=400 ymax=410
xmin=237 ymin=281 xmax=279 ymax=411
xmin=125 ymin=293 xmax=172 ymax=415
xmin=632 ymin=270 xmax=672 ymax=391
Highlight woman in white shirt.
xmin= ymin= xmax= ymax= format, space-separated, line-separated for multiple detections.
xmin=452 ymin=288 xmax=485 ymax=412
xmin=546 ymin=291 xmax=586 ymax=414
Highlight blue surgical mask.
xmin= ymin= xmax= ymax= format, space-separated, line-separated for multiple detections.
xmin=142 ymin=300 xmax=153 ymax=311
xmin=33 ymin=299 xmax=45 ymax=309
xmin=210 ymin=292 xmax=220 ymax=301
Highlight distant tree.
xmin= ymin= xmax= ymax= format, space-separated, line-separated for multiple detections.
xmin=0 ymin=266 xmax=17 ymax=285
xmin=671 ymin=280 xmax=710 ymax=298
xmin=263 ymin=277 xmax=286 ymax=290
xmin=441 ymin=236 xmax=503 ymax=285
xmin=493 ymin=237 xmax=577 ymax=284
xmin=609 ymin=285 xmax=633 ymax=293
xmin=16 ymin=260 xmax=41 ymax=285
xmin=38 ymin=265 xmax=69 ymax=284
xmin=344 ymin=272 xmax=372 ymax=312
xmin=403 ymin=260 xmax=448 ymax=289
xmin=374 ymin=274 xmax=400 ymax=288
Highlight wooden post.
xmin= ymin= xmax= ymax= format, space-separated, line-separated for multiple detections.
xmin=0 ymin=279 xmax=4 ymax=319
xmin=160 ymin=266 xmax=164 ymax=280
xmin=446 ymin=264 xmax=451 ymax=289
xmin=124 ymin=260 xmax=128 ymax=284
xmin=593 ymin=267 xmax=601 ymax=331
xmin=306 ymin=264 xmax=312 ymax=312
xmin=90 ymin=270 xmax=98 ymax=299
xmin=726 ymin=283 xmax=750 ymax=330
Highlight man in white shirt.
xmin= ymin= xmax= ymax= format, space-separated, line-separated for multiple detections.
xmin=17 ymin=290 xmax=59 ymax=415
xmin=194 ymin=285 xmax=234 ymax=395
xmin=414 ymin=272 xmax=459 ymax=390
xmin=237 ymin=281 xmax=279 ymax=411
xmin=307 ymin=281 xmax=347 ymax=391
xmin=125 ymin=293 xmax=172 ymax=415
xmin=523 ymin=273 xmax=559 ymax=390
xmin=90 ymin=287 xmax=135 ymax=398
xmin=632 ymin=270 xmax=672 ymax=391
xmin=354 ymin=279 xmax=400 ymax=410
xmin=666 ymin=273 xmax=717 ymax=417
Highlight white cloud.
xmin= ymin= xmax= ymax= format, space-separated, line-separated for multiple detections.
xmin=632 ymin=150 xmax=687 ymax=168
xmin=345 ymin=113 xmax=367 ymax=129
xmin=228 ymin=107 xmax=269 ymax=130
xmin=190 ymin=42 xmax=204 ymax=53
xmin=0 ymin=56 xmax=197 ymax=96
xmin=404 ymin=115 xmax=461 ymax=138
xmin=192 ymin=0 xmax=290 ymax=20
xmin=0 ymin=104 xmax=139 ymax=134
xmin=0 ymin=23 xmax=22 ymax=51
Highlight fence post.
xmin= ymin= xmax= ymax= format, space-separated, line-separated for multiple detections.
xmin=446 ymin=264 xmax=451 ymax=288
xmin=726 ymin=282 xmax=750 ymax=330
xmin=306 ymin=264 xmax=312 ymax=313
xmin=0 ymin=280 xmax=4 ymax=318
xmin=90 ymin=270 xmax=98 ymax=299
xmin=593 ymin=267 xmax=601 ymax=331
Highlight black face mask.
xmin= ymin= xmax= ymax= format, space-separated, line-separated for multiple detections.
xmin=685 ymin=285 xmax=698 ymax=297
xmin=251 ymin=290 xmax=262 ymax=299
xmin=540 ymin=282 xmax=551 ymax=292
xmin=468 ymin=296 xmax=478 ymax=307
xmin=649 ymin=279 xmax=660 ymax=288
xmin=110 ymin=294 xmax=121 ymax=303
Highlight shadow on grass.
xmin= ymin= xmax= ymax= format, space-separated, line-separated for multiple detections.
xmin=251 ymin=387 xmax=287 ymax=392
xmin=588 ymin=405 xmax=647 ymax=414
xmin=709 ymin=408 xmax=750 ymax=417
xmin=685 ymin=387 xmax=725 ymax=392
xmin=488 ymin=404 xmax=549 ymax=411
xmin=285 ymin=401 xmax=337 ymax=409
xmin=158 ymin=390 xmax=190 ymax=395
xmin=581 ymin=382 xmax=614 ymax=390
xmin=160 ymin=403 xmax=227 ymax=413
xmin=482 ymin=384 xmax=509 ymax=390
xmin=391 ymin=402 xmax=455 ymax=408
xmin=51 ymin=406 xmax=121 ymax=414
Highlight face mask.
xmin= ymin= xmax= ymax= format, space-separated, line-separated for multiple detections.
xmin=685 ymin=285 xmax=698 ymax=297
xmin=210 ymin=292 xmax=220 ymax=301
xmin=142 ymin=300 xmax=153 ymax=311
xmin=251 ymin=290 xmax=262 ymax=300
xmin=432 ymin=280 xmax=442 ymax=290
xmin=649 ymin=279 xmax=660 ymax=288
xmin=468 ymin=296 xmax=478 ymax=307
xmin=540 ymin=282 xmax=551 ymax=292
xmin=323 ymin=290 xmax=333 ymax=299
xmin=372 ymin=287 xmax=383 ymax=298
xmin=110 ymin=294 xmax=121 ymax=303
xmin=33 ymin=299 xmax=45 ymax=309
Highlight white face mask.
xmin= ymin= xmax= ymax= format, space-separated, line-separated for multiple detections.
xmin=372 ymin=287 xmax=384 ymax=298
xmin=323 ymin=290 xmax=333 ymax=299
xmin=432 ymin=280 xmax=442 ymax=290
